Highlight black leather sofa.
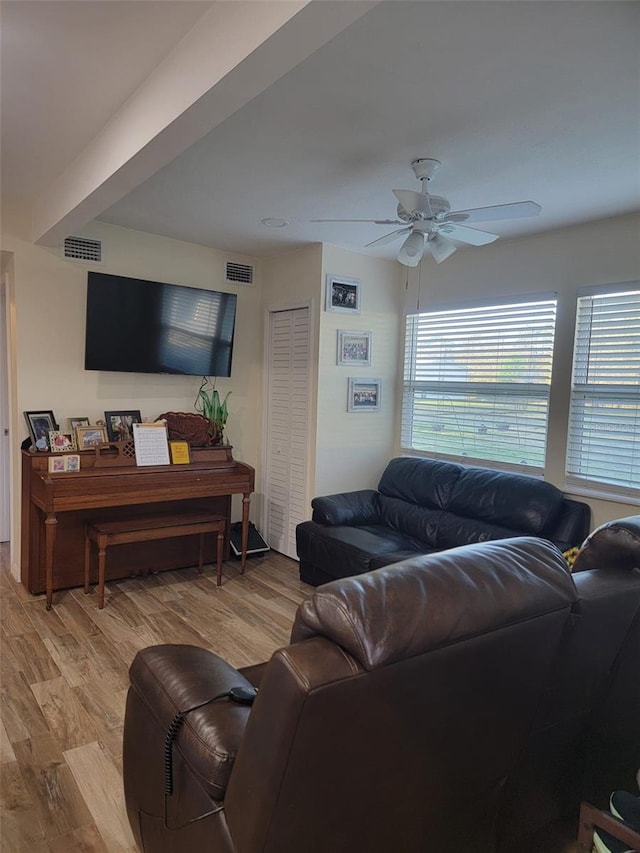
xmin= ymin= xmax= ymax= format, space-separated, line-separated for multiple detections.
xmin=296 ymin=456 xmax=591 ymax=585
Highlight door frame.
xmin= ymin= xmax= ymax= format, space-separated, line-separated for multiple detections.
xmin=0 ymin=274 xmax=10 ymax=543
xmin=261 ymin=299 xmax=314 ymax=556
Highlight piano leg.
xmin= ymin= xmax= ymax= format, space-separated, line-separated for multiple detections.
xmin=44 ymin=512 xmax=57 ymax=610
xmin=241 ymin=492 xmax=251 ymax=573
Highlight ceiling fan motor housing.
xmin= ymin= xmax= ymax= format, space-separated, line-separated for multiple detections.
xmin=397 ymin=194 xmax=451 ymax=221
xmin=411 ymin=158 xmax=441 ymax=182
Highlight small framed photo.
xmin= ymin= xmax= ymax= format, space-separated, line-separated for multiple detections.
xmin=48 ymin=456 xmax=67 ymax=473
xmin=337 ymin=330 xmax=372 ymax=366
xmin=347 ymin=377 xmax=382 ymax=412
xmin=325 ymin=274 xmax=361 ymax=314
xmin=24 ymin=410 xmax=58 ymax=451
xmin=104 ymin=410 xmax=142 ymax=442
xmin=48 ymin=454 xmax=80 ymax=473
xmin=169 ymin=440 xmax=191 ymax=465
xmin=48 ymin=431 xmax=77 ymax=452
xmin=76 ymin=425 xmax=108 ymax=450
xmin=68 ymin=417 xmax=90 ymax=432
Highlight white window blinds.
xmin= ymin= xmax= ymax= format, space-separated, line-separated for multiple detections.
xmin=566 ymin=287 xmax=640 ymax=494
xmin=401 ymin=298 xmax=557 ymax=472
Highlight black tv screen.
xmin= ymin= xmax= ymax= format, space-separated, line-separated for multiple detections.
xmin=85 ymin=272 xmax=237 ymax=376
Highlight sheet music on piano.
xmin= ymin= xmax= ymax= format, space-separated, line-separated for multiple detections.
xmin=132 ymin=422 xmax=171 ymax=466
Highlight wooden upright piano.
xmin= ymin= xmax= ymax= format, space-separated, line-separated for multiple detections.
xmin=21 ymin=446 xmax=255 ymax=608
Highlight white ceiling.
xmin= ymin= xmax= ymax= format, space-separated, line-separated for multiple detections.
xmin=2 ymin=0 xmax=639 ymax=263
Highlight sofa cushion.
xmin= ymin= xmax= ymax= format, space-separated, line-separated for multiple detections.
xmin=447 ymin=466 xmax=564 ymax=534
xmin=378 ymin=456 xmax=462 ymax=508
xmin=296 ymin=520 xmax=424 ymax=580
xmin=377 ymin=496 xmax=444 ymax=547
xmin=434 ymin=512 xmax=525 ymax=550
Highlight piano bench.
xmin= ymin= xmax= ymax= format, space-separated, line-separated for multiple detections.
xmin=84 ymin=511 xmax=226 ymax=609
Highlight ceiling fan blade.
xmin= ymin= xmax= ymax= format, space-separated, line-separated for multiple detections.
xmin=444 ymin=201 xmax=542 ymax=224
xmin=365 ymin=227 xmax=411 ymax=248
xmin=310 ymin=218 xmax=404 ymax=224
xmin=393 ymin=189 xmax=432 ymax=217
xmin=397 ymin=231 xmax=425 ymax=267
xmin=439 ymin=223 xmax=499 ymax=246
xmin=429 ymin=233 xmax=457 ymax=264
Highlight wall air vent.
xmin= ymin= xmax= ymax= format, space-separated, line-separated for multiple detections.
xmin=62 ymin=236 xmax=103 ymax=264
xmin=226 ymin=261 xmax=254 ymax=285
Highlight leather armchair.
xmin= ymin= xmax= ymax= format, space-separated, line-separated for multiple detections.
xmin=123 ymin=532 xmax=639 ymax=853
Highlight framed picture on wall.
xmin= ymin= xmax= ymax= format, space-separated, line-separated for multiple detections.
xmin=337 ymin=330 xmax=372 ymax=366
xmin=325 ymin=274 xmax=361 ymax=314
xmin=347 ymin=378 xmax=381 ymax=412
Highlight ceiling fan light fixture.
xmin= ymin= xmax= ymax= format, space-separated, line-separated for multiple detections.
xmin=429 ymin=232 xmax=457 ymax=264
xmin=397 ymin=231 xmax=425 ymax=267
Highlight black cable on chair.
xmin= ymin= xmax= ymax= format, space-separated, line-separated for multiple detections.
xmin=162 ymin=685 xmax=258 ymax=829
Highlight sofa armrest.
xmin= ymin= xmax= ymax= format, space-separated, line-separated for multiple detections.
xmin=548 ymin=497 xmax=591 ymax=551
xmin=572 ymin=515 xmax=640 ymax=573
xmin=128 ymin=644 xmax=255 ymax=801
xmin=311 ymin=490 xmax=380 ymax=526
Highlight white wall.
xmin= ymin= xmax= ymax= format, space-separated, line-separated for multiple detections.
xmin=261 ymin=242 xmax=403 ymax=510
xmin=316 ymin=245 xmax=403 ymax=496
xmin=2 ymin=215 xmax=264 ymax=574
xmin=398 ymin=212 xmax=640 ymax=528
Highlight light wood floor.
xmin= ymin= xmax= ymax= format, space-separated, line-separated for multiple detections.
xmin=0 ymin=543 xmax=307 ymax=852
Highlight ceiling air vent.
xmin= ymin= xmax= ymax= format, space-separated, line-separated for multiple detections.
xmin=62 ymin=236 xmax=103 ymax=263
xmin=226 ymin=261 xmax=254 ymax=285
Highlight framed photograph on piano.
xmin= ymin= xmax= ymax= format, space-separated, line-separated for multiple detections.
xmin=76 ymin=425 xmax=108 ymax=450
xmin=24 ymin=410 xmax=58 ymax=451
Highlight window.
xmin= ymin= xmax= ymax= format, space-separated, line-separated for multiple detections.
xmin=566 ymin=287 xmax=640 ymax=495
xmin=401 ymin=298 xmax=557 ymax=472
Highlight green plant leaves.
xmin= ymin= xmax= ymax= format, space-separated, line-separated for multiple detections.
xmin=195 ymin=386 xmax=231 ymax=428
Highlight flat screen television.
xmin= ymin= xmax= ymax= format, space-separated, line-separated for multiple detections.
xmin=84 ymin=272 xmax=237 ymax=376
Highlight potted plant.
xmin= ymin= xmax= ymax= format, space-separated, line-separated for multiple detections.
xmin=195 ymin=380 xmax=231 ymax=446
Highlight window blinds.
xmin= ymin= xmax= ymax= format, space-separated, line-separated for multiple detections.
xmin=401 ymin=298 xmax=557 ymax=471
xmin=566 ymin=288 xmax=640 ymax=493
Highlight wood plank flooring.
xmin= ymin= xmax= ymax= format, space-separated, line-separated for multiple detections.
xmin=0 ymin=544 xmax=307 ymax=852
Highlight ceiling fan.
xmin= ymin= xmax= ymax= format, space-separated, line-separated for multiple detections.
xmin=311 ymin=159 xmax=542 ymax=267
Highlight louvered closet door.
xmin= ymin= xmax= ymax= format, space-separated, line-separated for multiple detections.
xmin=265 ymin=308 xmax=310 ymax=558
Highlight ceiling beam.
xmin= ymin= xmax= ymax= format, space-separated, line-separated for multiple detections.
xmin=32 ymin=0 xmax=377 ymax=247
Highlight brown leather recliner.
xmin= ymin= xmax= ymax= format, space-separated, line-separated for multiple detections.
xmin=123 ymin=529 xmax=640 ymax=853
xmin=572 ymin=515 xmax=640 ymax=808
xmin=495 ymin=515 xmax=640 ymax=849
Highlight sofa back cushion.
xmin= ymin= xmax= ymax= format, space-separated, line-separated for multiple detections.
xmin=292 ymin=537 xmax=576 ymax=670
xmin=378 ymin=456 xmax=564 ymax=537
xmin=434 ymin=512 xmax=524 ymax=550
xmin=448 ymin=466 xmax=563 ymax=535
xmin=378 ymin=456 xmax=461 ymax=509
xmin=377 ymin=495 xmax=443 ymax=547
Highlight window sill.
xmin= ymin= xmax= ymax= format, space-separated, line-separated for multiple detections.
xmin=563 ymin=482 xmax=640 ymax=507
